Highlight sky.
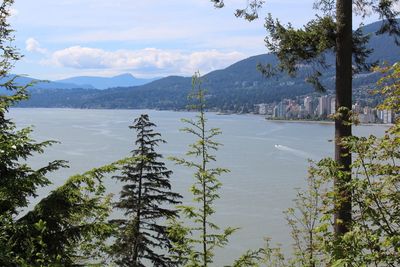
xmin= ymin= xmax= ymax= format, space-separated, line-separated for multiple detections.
xmin=10 ymin=0 xmax=384 ymax=80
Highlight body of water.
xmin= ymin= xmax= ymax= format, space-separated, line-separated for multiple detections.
xmin=9 ymin=108 xmax=388 ymax=265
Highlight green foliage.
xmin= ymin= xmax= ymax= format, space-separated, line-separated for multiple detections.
xmin=227 ymin=248 xmax=267 ymax=267
xmin=263 ymin=13 xmax=375 ymax=92
xmin=264 ymin=0 xmax=400 ymax=79
xmin=169 ymin=72 xmax=235 ymax=266
xmin=211 ymin=0 xmax=265 ymax=21
xmin=14 ymin=164 xmax=117 ymax=266
xmin=287 ymin=63 xmax=400 ymax=266
xmin=283 ymin=172 xmax=328 ymax=266
xmin=0 ymin=1 xmax=118 ymax=265
xmin=265 ymin=15 xmax=336 ymax=77
xmin=233 ymin=63 xmax=400 ymax=266
xmin=0 ymin=0 xmax=65 ymax=218
xmin=374 ymin=62 xmax=400 ymax=113
xmin=111 ymin=114 xmax=182 ymax=267
xmin=333 ymin=63 xmax=400 ymax=266
xmin=0 ymin=1 xmax=63 ymax=264
xmin=239 ymin=0 xmax=398 ymax=256
xmin=211 ymin=0 xmax=399 ymax=90
xmin=306 ymin=126 xmax=400 ymax=265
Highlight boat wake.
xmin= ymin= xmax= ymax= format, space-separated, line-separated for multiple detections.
xmin=274 ymin=144 xmax=313 ymax=159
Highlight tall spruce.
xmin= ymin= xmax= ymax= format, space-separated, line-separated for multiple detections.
xmin=169 ymin=72 xmax=235 ymax=267
xmin=112 ymin=114 xmax=182 ymax=267
xmin=211 ymin=0 xmax=400 ymax=244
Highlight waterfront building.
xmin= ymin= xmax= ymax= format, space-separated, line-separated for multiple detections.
xmin=318 ymin=95 xmax=329 ymax=116
xmin=358 ymin=106 xmax=376 ymax=123
xmin=304 ymin=96 xmax=313 ymax=115
xmin=330 ymin=97 xmax=336 ymax=115
xmin=256 ymin=103 xmax=268 ymax=115
xmin=273 ymin=102 xmax=287 ymax=118
xmin=352 ymin=102 xmax=362 ymax=114
xmin=383 ymin=109 xmax=394 ymax=124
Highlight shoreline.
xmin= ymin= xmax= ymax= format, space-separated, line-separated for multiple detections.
xmin=11 ymin=107 xmax=392 ymax=127
xmin=266 ymin=119 xmax=334 ymax=125
xmin=264 ymin=118 xmax=392 ymax=127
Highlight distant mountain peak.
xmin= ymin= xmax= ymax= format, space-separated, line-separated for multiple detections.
xmin=55 ymin=74 xmax=157 ymax=90
xmin=114 ymin=73 xmax=135 ymax=78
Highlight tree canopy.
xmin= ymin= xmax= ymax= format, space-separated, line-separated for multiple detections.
xmin=111 ymin=114 xmax=182 ymax=267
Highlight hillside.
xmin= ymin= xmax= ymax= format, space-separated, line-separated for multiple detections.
xmin=17 ymin=20 xmax=400 ymax=111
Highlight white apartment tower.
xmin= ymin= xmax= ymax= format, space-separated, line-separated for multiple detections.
xmin=318 ymin=95 xmax=329 ymax=116
xmin=304 ymin=96 xmax=313 ymax=115
xmin=330 ymin=97 xmax=335 ymax=115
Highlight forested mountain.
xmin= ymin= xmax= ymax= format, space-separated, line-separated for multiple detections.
xmin=17 ymin=20 xmax=400 ymax=112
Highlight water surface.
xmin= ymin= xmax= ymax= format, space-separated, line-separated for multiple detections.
xmin=9 ymin=108 xmax=388 ymax=265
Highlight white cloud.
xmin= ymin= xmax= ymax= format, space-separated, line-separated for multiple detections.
xmin=25 ymin=38 xmax=47 ymax=54
xmin=44 ymin=46 xmax=245 ymax=76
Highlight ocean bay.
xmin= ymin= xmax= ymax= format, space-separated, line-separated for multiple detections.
xmin=9 ymin=108 xmax=388 ymax=265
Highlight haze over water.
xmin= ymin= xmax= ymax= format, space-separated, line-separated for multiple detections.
xmin=9 ymin=108 xmax=388 ymax=266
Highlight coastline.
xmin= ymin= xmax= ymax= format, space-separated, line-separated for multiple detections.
xmin=11 ymin=107 xmax=393 ymax=127
xmin=264 ymin=118 xmax=392 ymax=127
xmin=265 ymin=119 xmax=334 ymax=125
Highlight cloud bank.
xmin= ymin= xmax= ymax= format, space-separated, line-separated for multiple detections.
xmin=44 ymin=46 xmax=245 ymax=76
xmin=25 ymin=38 xmax=47 ymax=54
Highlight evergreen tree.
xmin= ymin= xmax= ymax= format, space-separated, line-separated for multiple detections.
xmin=288 ymin=63 xmax=400 ymax=266
xmin=112 ymin=114 xmax=182 ymax=267
xmin=0 ymin=0 xmax=64 ymax=217
xmin=229 ymin=62 xmax=400 ymax=267
xmin=14 ymin=165 xmax=117 ymax=266
xmin=0 ymin=2 xmax=117 ymax=265
xmin=169 ymin=72 xmax=235 ymax=267
xmin=211 ymin=0 xmax=400 ymax=247
xmin=0 ymin=1 xmax=64 ymax=264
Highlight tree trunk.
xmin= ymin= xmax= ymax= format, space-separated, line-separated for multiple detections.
xmin=133 ymin=133 xmax=145 ymax=265
xmin=334 ymin=0 xmax=352 ymax=238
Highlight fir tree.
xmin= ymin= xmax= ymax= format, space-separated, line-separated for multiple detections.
xmin=112 ymin=114 xmax=182 ymax=267
xmin=169 ymin=72 xmax=235 ymax=267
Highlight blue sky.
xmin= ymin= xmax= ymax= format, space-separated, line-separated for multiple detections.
xmin=10 ymin=0 xmax=383 ymax=80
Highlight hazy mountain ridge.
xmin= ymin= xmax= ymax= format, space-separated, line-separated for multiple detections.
xmin=0 ymin=75 xmax=95 ymax=91
xmin=16 ymin=20 xmax=400 ymax=111
xmin=56 ymin=73 xmax=156 ymax=89
xmin=1 ymin=73 xmax=155 ymax=92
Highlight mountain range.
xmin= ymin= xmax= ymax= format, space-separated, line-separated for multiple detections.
xmin=1 ymin=73 xmax=155 ymax=91
xmin=16 ymin=20 xmax=400 ymax=112
xmin=55 ymin=73 xmax=156 ymax=89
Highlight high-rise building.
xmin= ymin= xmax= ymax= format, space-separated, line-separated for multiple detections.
xmin=359 ymin=106 xmax=376 ymax=123
xmin=273 ymin=102 xmax=287 ymax=118
xmin=318 ymin=95 xmax=329 ymax=116
xmin=383 ymin=109 xmax=394 ymax=124
xmin=330 ymin=97 xmax=335 ymax=115
xmin=352 ymin=102 xmax=362 ymax=114
xmin=304 ymin=96 xmax=313 ymax=115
